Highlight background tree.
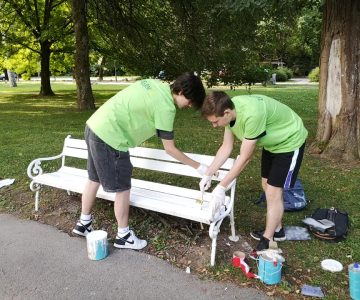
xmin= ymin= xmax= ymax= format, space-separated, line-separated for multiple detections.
xmin=72 ymin=0 xmax=94 ymax=110
xmin=286 ymin=3 xmax=322 ymax=75
xmin=0 ymin=0 xmax=74 ymax=95
xmin=311 ymin=0 xmax=360 ymax=160
xmin=88 ymin=0 xmax=272 ymax=84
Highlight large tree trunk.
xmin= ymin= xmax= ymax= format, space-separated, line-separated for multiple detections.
xmin=72 ymin=0 xmax=95 ymax=110
xmin=39 ymin=41 xmax=54 ymax=96
xmin=311 ymin=0 xmax=360 ymax=161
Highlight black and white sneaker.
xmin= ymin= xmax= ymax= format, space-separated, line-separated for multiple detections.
xmin=249 ymin=236 xmax=272 ymax=260
xmin=256 ymin=236 xmax=270 ymax=252
xmin=114 ymin=230 xmax=147 ymax=250
xmin=250 ymin=228 xmax=286 ymax=241
xmin=72 ymin=220 xmax=93 ymax=237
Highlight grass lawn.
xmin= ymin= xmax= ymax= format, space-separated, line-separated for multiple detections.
xmin=0 ymin=81 xmax=358 ymax=299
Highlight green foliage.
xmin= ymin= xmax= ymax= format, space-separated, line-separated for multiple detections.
xmin=2 ymin=48 xmax=39 ymax=78
xmin=308 ymin=67 xmax=320 ymax=82
xmin=50 ymin=52 xmax=74 ymax=76
xmin=279 ymin=67 xmax=293 ymax=79
xmin=274 ymin=68 xmax=288 ymax=82
xmin=0 ymin=0 xmax=75 ymax=93
xmin=254 ymin=1 xmax=322 ymax=76
xmin=283 ymin=2 xmax=322 ymax=75
xmin=88 ymin=0 xmax=276 ymax=83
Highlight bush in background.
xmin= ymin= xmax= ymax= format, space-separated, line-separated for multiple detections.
xmin=280 ymin=67 xmax=293 ymax=79
xmin=308 ymin=67 xmax=320 ymax=82
xmin=21 ymin=73 xmax=31 ymax=80
xmin=274 ymin=68 xmax=288 ymax=82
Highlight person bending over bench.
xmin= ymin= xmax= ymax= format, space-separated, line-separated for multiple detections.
xmin=72 ymin=72 xmax=207 ymax=250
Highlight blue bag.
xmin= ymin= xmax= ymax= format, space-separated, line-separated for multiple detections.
xmin=255 ymin=179 xmax=308 ymax=211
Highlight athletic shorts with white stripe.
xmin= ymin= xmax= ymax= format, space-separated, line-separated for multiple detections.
xmin=261 ymin=142 xmax=306 ymax=188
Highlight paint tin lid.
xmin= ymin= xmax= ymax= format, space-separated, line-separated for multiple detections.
xmin=321 ymin=259 xmax=343 ymax=272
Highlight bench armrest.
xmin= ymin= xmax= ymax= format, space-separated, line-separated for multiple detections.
xmin=27 ymin=153 xmax=64 ymax=179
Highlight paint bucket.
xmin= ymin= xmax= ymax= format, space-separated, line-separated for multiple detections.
xmin=257 ymin=254 xmax=283 ymax=285
xmin=86 ymin=230 xmax=108 ymax=260
xmin=349 ymin=263 xmax=360 ymax=300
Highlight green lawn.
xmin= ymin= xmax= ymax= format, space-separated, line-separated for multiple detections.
xmin=0 ymin=81 xmax=358 ymax=299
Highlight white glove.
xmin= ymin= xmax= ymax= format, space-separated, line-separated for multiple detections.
xmin=196 ymin=163 xmax=209 ymax=176
xmin=210 ymin=185 xmax=226 ymax=220
xmin=199 ymin=175 xmax=212 ymax=192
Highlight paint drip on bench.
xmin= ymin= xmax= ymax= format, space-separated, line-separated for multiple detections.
xmin=86 ymin=230 xmax=108 ymax=260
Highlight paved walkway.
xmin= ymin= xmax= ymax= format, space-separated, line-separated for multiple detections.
xmin=0 ymin=214 xmax=270 ymax=300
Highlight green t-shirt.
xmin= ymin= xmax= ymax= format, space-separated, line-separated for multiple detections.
xmin=86 ymin=79 xmax=175 ymax=151
xmin=227 ymin=95 xmax=308 ymax=153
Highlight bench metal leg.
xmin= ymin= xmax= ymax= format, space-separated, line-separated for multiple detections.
xmin=30 ymin=181 xmax=41 ymax=211
xmin=210 ymin=236 xmax=217 ymax=266
xmin=228 ymin=209 xmax=239 ymax=242
xmin=35 ymin=191 xmax=40 ymax=211
xmin=209 ymin=221 xmax=222 ymax=266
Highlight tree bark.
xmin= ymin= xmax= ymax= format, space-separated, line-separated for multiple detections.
xmin=72 ymin=0 xmax=95 ymax=110
xmin=39 ymin=41 xmax=54 ymax=96
xmin=98 ymin=56 xmax=106 ymax=81
xmin=311 ymin=0 xmax=360 ymax=161
xmin=7 ymin=70 xmax=17 ymax=87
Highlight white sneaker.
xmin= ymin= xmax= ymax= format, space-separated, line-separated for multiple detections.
xmin=114 ymin=230 xmax=147 ymax=250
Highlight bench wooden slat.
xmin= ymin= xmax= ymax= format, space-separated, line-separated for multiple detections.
xmin=62 ymin=137 xmax=234 ymax=170
xmin=131 ymin=147 xmax=234 ymax=170
xmin=132 ymin=157 xmax=204 ymax=179
xmin=32 ymin=170 xmax=226 ymax=224
xmin=64 ymin=137 xmax=87 ymax=149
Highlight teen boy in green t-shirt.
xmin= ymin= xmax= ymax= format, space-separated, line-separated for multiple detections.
xmin=199 ymin=91 xmax=308 ymax=251
xmin=72 ymin=72 xmax=207 ymax=250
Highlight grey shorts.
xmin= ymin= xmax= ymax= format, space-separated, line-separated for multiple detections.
xmin=85 ymin=125 xmax=133 ymax=192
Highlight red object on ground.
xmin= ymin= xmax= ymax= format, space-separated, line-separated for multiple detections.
xmin=232 ymin=252 xmax=257 ymax=279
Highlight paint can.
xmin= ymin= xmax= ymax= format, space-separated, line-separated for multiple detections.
xmin=257 ymin=254 xmax=283 ymax=285
xmin=349 ymin=262 xmax=360 ymax=300
xmin=86 ymin=230 xmax=108 ymax=260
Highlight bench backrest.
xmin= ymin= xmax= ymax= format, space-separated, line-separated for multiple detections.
xmin=62 ymin=135 xmax=235 ymax=182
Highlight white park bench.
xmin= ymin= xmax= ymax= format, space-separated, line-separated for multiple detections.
xmin=27 ymin=135 xmax=239 ymax=266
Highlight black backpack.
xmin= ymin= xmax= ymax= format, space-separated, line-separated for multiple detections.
xmin=307 ymin=207 xmax=349 ymax=242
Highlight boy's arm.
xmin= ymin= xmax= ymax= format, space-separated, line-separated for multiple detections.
xmin=219 ymin=138 xmax=257 ymax=188
xmin=161 ymin=139 xmax=200 ymax=169
xmin=205 ymin=127 xmax=235 ymax=176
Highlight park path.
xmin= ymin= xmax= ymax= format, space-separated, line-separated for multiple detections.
xmin=0 ymin=214 xmax=270 ymax=300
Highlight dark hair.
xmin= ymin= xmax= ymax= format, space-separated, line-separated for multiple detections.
xmin=170 ymin=72 xmax=205 ymax=110
xmin=201 ymin=91 xmax=234 ymax=117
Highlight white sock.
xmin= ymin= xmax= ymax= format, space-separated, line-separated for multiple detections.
xmin=80 ymin=213 xmax=92 ymax=224
xmin=118 ymin=226 xmax=130 ymax=236
xmin=275 ymin=226 xmax=282 ymax=232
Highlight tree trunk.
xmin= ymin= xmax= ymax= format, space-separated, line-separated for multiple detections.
xmin=72 ymin=0 xmax=95 ymax=110
xmin=311 ymin=0 xmax=360 ymax=161
xmin=3 ymin=69 xmax=9 ymax=81
xmin=7 ymin=70 xmax=17 ymax=87
xmin=98 ymin=56 xmax=106 ymax=81
xmin=39 ymin=41 xmax=54 ymax=96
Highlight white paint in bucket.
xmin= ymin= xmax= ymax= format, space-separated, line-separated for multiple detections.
xmin=86 ymin=230 xmax=108 ymax=260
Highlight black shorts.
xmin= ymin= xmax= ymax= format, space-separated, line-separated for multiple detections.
xmin=261 ymin=142 xmax=305 ymax=188
xmin=84 ymin=125 xmax=133 ymax=193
